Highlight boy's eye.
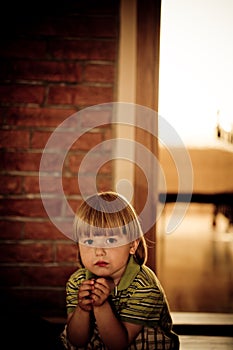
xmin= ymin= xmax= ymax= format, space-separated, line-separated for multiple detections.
xmin=83 ymin=239 xmax=94 ymax=245
xmin=106 ymin=237 xmax=117 ymax=245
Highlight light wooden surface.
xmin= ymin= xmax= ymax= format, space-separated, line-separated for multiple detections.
xmin=179 ymin=336 xmax=233 ymax=350
xmin=171 ymin=312 xmax=233 ymax=325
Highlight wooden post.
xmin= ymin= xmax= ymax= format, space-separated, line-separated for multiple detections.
xmin=135 ymin=0 xmax=161 ymax=271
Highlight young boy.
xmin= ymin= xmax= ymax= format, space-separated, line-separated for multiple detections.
xmin=60 ymin=191 xmax=179 ymax=349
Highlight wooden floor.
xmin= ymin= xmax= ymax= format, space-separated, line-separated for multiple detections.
xmin=156 ymin=203 xmax=233 ymax=313
xmin=179 ymin=335 xmax=233 ymax=349
xmin=156 ymin=203 xmax=233 ymax=348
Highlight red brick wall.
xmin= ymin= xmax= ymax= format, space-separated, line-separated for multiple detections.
xmin=0 ymin=1 xmax=119 ymax=318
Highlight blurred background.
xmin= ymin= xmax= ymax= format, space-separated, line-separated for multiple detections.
xmin=157 ymin=0 xmax=233 ymax=314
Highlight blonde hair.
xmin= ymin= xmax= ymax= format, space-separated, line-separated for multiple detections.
xmin=74 ymin=191 xmax=147 ymax=266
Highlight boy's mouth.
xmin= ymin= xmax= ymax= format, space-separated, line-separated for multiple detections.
xmin=95 ymin=261 xmax=109 ymax=267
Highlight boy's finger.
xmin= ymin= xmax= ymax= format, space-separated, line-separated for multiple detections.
xmin=95 ymin=279 xmax=113 ymax=292
xmin=79 ymin=290 xmax=92 ymax=299
xmin=82 ymin=279 xmax=95 ymax=286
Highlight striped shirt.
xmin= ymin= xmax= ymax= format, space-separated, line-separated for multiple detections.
xmin=63 ymin=256 xmax=179 ymax=349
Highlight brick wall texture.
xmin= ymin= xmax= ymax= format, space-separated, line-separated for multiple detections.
xmin=0 ymin=0 xmax=119 ymax=318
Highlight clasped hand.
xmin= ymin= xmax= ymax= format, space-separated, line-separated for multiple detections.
xmin=78 ymin=278 xmax=113 ymax=311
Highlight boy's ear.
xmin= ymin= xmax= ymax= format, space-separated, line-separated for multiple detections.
xmin=129 ymin=239 xmax=139 ymax=254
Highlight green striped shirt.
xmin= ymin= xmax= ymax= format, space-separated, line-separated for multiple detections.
xmin=66 ymin=255 xmax=173 ymax=332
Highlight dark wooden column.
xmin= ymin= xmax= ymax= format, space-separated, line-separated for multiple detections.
xmin=135 ymin=0 xmax=161 ymax=271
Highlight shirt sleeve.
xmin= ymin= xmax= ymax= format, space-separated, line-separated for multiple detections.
xmin=119 ymin=284 xmax=173 ymax=331
xmin=66 ymin=270 xmax=86 ymax=314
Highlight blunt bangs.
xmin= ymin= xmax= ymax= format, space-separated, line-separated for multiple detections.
xmin=73 ymin=192 xmax=143 ymax=243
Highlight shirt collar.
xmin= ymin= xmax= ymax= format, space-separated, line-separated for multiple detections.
xmin=118 ymin=255 xmax=140 ymax=290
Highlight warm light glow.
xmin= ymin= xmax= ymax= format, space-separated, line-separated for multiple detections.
xmin=159 ymin=0 xmax=233 ymax=147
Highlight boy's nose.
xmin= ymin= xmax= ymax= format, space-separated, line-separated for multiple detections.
xmin=95 ymin=247 xmax=106 ymax=256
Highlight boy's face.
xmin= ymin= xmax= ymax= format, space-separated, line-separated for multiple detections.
xmin=79 ymin=235 xmax=137 ymax=282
